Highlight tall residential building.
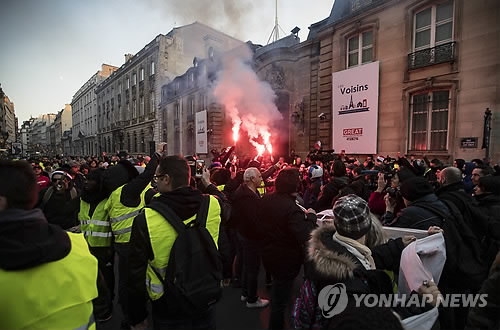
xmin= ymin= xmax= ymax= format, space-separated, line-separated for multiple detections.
xmin=95 ymin=22 xmax=243 ymax=155
xmin=0 ymin=85 xmax=16 ymax=149
xmin=20 ymin=120 xmax=32 ymax=156
xmin=29 ymin=114 xmax=56 ymax=156
xmin=71 ymin=64 xmax=118 ymax=156
xmin=54 ymin=104 xmax=72 ymax=155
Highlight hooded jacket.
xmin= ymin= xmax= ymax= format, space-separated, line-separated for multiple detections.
xmin=127 ymin=184 xmax=230 ymax=325
xmin=304 ymin=224 xmax=429 ymax=325
xmin=102 ymin=157 xmax=157 ymax=207
xmin=306 ymin=224 xmax=404 ymax=290
xmin=0 ymin=209 xmax=71 ymax=271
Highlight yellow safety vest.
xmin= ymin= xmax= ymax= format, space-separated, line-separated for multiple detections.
xmin=105 ymin=185 xmax=150 ymax=243
xmin=0 ymin=233 xmax=98 ymax=330
xmin=79 ymin=199 xmax=112 ymax=247
xmin=216 ymin=184 xmax=225 ymax=191
xmin=257 ymin=181 xmax=266 ymax=196
xmin=144 ymin=195 xmax=221 ymax=300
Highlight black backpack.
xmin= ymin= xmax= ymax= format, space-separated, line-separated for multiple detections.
xmin=147 ymin=195 xmax=223 ymax=315
xmin=418 ymin=200 xmax=488 ymax=291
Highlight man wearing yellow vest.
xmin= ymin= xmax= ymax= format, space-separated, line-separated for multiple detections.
xmin=127 ymin=155 xmax=230 ymax=329
xmin=102 ymin=154 xmax=158 ymax=328
xmin=79 ymin=167 xmax=114 ymax=322
xmin=0 ymin=159 xmax=98 ymax=329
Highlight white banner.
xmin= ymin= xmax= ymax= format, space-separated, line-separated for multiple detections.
xmin=332 ymin=61 xmax=379 ymax=154
xmin=196 ymin=110 xmax=208 ymax=154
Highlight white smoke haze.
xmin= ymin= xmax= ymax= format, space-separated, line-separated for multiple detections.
xmin=149 ymin=0 xmax=259 ymax=39
xmin=213 ymin=45 xmax=283 ymax=155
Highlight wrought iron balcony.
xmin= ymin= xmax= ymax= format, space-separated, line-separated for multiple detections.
xmin=408 ymin=42 xmax=456 ymax=70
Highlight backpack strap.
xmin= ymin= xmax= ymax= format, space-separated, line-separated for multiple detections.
xmin=40 ymin=187 xmax=54 ymax=211
xmin=147 ymin=200 xmax=186 ymax=234
xmin=195 ymin=195 xmax=211 ymax=228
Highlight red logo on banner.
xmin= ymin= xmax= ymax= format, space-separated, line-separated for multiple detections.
xmin=343 ymin=128 xmax=363 ymax=136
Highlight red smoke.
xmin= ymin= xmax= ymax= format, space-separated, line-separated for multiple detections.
xmin=213 ymin=45 xmax=282 ymax=157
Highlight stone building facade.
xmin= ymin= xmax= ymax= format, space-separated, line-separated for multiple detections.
xmin=71 ymin=64 xmax=118 ymax=156
xmin=0 ymin=86 xmax=16 ymax=149
xmin=53 ymin=104 xmax=72 ymax=155
xmin=95 ymin=22 xmax=242 ymax=156
xmin=29 ymin=114 xmax=56 ymax=156
xmin=299 ymin=0 xmax=499 ymax=162
xmin=158 ymin=0 xmax=500 ymax=163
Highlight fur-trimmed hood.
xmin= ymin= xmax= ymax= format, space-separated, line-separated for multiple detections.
xmin=307 ymin=223 xmax=360 ymax=281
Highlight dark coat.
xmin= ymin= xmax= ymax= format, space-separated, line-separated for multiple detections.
xmin=436 ymin=182 xmax=489 ymax=241
xmin=303 ymin=178 xmax=322 ymax=210
xmin=228 ymin=184 xmax=261 ymax=240
xmin=475 ymin=193 xmax=500 ymax=219
xmin=315 ymin=176 xmax=349 ymax=212
xmin=475 ymin=193 xmax=500 ymax=266
xmin=466 ymin=252 xmax=500 ymax=330
xmin=258 ymin=192 xmax=317 ymax=280
xmin=385 ymin=194 xmax=447 ymax=230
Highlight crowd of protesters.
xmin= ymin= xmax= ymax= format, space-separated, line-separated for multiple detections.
xmin=1 ymin=146 xmax=500 ymax=330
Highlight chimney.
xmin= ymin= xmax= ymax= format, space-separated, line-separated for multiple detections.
xmin=124 ymin=53 xmax=133 ymax=63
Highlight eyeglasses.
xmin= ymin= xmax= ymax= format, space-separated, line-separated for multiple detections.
xmin=152 ymin=174 xmax=168 ymax=183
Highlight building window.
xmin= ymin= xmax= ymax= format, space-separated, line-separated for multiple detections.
xmin=141 ymin=130 xmax=145 ymax=152
xmin=175 ymin=81 xmax=180 ymax=95
xmin=127 ymin=77 xmax=130 ymax=89
xmin=118 ymin=83 xmax=122 ymax=94
xmin=347 ymin=31 xmax=373 ymax=68
xmin=414 ymin=1 xmax=453 ymax=51
xmin=133 ymin=100 xmax=137 ymax=118
xmin=133 ymin=73 xmax=137 ymax=86
xmin=139 ymin=96 xmax=144 ymax=117
xmin=174 ymin=103 xmax=180 ymax=120
xmin=188 ymin=98 xmax=194 ymax=116
xmin=409 ymin=90 xmax=450 ymax=151
xmin=124 ymin=103 xmax=129 ymax=121
xmin=150 ymin=92 xmax=155 ymax=113
xmin=348 ymin=31 xmax=373 ymax=68
xmin=151 ymin=61 xmax=155 ymax=75
xmin=140 ymin=68 xmax=144 ymax=81
xmin=133 ymin=131 xmax=137 ymax=153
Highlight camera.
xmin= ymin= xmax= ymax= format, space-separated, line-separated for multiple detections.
xmin=308 ymin=149 xmax=336 ymax=164
xmin=385 ymin=186 xmax=398 ymax=198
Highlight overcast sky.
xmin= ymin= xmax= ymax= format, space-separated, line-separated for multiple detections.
xmin=0 ymin=0 xmax=334 ymax=123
